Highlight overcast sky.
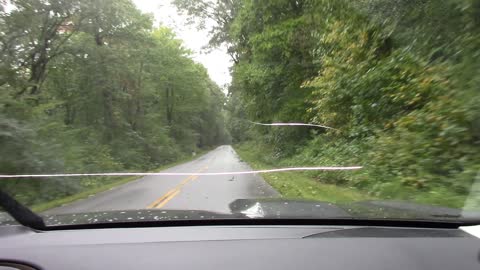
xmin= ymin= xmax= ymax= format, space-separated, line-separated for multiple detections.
xmin=132 ymin=0 xmax=232 ymax=88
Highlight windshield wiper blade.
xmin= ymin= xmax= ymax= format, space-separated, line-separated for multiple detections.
xmin=0 ymin=189 xmax=45 ymax=230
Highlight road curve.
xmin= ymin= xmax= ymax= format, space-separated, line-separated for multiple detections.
xmin=48 ymin=145 xmax=280 ymax=215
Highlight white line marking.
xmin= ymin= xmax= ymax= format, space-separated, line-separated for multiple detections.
xmin=248 ymin=121 xmax=337 ymax=130
xmin=0 ymin=167 xmax=362 ymax=179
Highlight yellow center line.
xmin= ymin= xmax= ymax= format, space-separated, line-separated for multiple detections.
xmin=155 ymin=189 xmax=180 ymax=209
xmin=146 ymin=166 xmax=208 ymax=209
xmin=146 ymin=188 xmax=178 ymax=209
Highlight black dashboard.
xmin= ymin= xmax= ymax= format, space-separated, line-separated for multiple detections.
xmin=1 ymin=225 xmax=480 ymax=270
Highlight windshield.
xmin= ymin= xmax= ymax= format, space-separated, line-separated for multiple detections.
xmin=1 ymin=0 xmax=479 ymax=228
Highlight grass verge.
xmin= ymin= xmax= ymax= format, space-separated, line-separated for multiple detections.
xmin=234 ymin=143 xmax=371 ymax=203
xmin=31 ymin=148 xmax=213 ymax=213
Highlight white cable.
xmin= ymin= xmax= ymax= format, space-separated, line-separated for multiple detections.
xmin=0 ymin=166 xmax=362 ymax=179
xmin=248 ymin=121 xmax=337 ymax=130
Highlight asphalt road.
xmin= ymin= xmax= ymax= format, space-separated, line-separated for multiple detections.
xmin=47 ymin=145 xmax=279 ymax=215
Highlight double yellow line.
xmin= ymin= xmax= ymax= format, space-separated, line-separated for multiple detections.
xmin=146 ymin=166 xmax=208 ymax=209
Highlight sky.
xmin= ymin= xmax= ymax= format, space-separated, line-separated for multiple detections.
xmin=132 ymin=0 xmax=232 ymax=88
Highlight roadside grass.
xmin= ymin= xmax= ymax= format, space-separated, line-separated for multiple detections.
xmin=31 ymin=148 xmax=213 ymax=213
xmin=234 ymin=143 xmax=371 ymax=203
xmin=234 ymin=142 xmax=473 ymax=209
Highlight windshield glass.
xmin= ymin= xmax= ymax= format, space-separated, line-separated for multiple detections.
xmin=1 ymin=0 xmax=480 ymax=227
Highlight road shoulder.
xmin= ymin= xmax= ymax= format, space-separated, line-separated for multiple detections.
xmin=33 ymin=149 xmax=213 ymax=213
xmin=233 ymin=143 xmax=371 ymax=203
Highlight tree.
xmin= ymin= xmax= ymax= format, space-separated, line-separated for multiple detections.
xmin=173 ymin=0 xmax=242 ymax=62
xmin=0 ymin=0 xmax=228 ymax=206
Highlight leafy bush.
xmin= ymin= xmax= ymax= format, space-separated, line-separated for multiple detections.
xmin=223 ymin=0 xmax=480 ymax=208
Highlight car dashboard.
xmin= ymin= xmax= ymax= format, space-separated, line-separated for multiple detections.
xmin=1 ymin=224 xmax=480 ymax=270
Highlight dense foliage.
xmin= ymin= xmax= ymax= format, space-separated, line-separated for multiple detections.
xmin=176 ymin=0 xmax=480 ymax=207
xmin=0 ymin=0 xmax=229 ymax=206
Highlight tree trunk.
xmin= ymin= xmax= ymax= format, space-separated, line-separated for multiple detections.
xmin=166 ymin=85 xmax=174 ymax=126
xmin=64 ymin=103 xmax=76 ymax=125
xmin=103 ymin=89 xmax=115 ymax=140
xmin=133 ymin=61 xmax=145 ymax=130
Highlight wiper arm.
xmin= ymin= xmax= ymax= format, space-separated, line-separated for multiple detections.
xmin=0 ymin=189 xmax=45 ymax=230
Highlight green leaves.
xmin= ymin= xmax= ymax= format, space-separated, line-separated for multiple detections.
xmin=0 ymin=0 xmax=230 ymax=206
xmin=219 ymin=0 xmax=480 ymax=207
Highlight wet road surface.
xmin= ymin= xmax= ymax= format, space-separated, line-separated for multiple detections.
xmin=48 ymin=145 xmax=279 ymax=215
